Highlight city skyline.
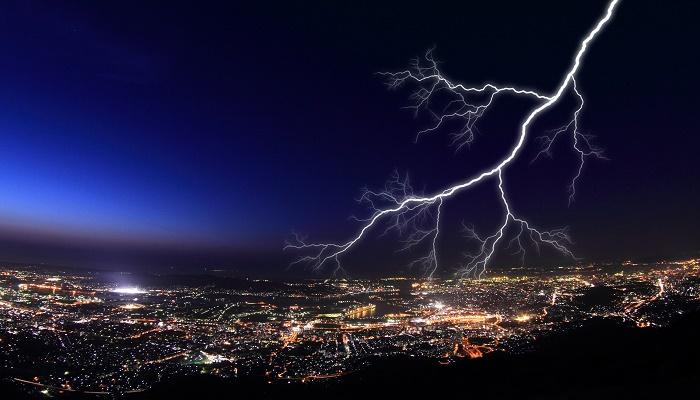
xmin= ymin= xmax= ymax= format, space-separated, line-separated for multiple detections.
xmin=1 ymin=1 xmax=700 ymax=398
xmin=1 ymin=257 xmax=697 ymax=396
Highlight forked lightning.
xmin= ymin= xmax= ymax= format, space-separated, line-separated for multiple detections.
xmin=287 ymin=0 xmax=620 ymax=278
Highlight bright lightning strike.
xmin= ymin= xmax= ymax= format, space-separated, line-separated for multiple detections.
xmin=287 ymin=0 xmax=620 ymax=278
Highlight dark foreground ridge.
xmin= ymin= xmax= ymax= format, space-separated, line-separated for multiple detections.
xmin=5 ymin=312 xmax=699 ymax=400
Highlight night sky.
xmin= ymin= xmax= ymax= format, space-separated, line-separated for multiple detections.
xmin=0 ymin=1 xmax=697 ymax=276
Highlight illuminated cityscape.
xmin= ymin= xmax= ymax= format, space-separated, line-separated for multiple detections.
xmin=0 ymin=0 xmax=698 ymax=398
xmin=1 ymin=258 xmax=698 ymax=396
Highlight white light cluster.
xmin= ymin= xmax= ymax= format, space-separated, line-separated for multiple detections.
xmin=111 ymin=287 xmax=146 ymax=294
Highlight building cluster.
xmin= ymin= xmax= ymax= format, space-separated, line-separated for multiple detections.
xmin=0 ymin=258 xmax=698 ymax=395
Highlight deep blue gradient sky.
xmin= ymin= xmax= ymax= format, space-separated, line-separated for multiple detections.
xmin=0 ymin=1 xmax=697 ymax=275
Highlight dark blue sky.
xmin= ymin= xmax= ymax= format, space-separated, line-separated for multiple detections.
xmin=0 ymin=1 xmax=697 ymax=275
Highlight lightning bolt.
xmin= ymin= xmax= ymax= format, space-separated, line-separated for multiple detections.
xmin=287 ymin=0 xmax=620 ymax=278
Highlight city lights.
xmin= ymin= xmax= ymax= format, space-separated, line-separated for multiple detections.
xmin=1 ymin=258 xmax=697 ymax=395
xmin=111 ymin=287 xmax=147 ymax=295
